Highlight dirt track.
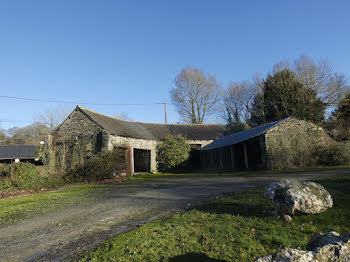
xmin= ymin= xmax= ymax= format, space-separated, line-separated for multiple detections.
xmin=1 ymin=169 xmax=349 ymax=262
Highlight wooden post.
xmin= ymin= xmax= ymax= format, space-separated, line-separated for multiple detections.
xmin=125 ymin=147 xmax=134 ymax=175
xmin=219 ymin=149 xmax=224 ymax=169
xmin=243 ymin=143 xmax=249 ymax=169
xmin=230 ymin=146 xmax=235 ymax=169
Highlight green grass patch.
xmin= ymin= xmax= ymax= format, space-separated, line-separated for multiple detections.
xmin=263 ymin=165 xmax=350 ymax=174
xmin=129 ymin=166 xmax=350 ymax=183
xmin=128 ymin=172 xmax=189 ymax=182
xmin=79 ymin=175 xmax=350 ymax=262
xmin=0 ymin=184 xmax=102 ymax=225
xmin=128 ymin=171 xmax=253 ymax=182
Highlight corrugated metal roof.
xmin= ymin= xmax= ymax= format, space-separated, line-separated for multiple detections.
xmin=202 ymin=117 xmax=291 ymax=151
xmin=0 ymin=145 xmax=38 ymax=160
xmin=78 ymin=106 xmax=227 ymax=141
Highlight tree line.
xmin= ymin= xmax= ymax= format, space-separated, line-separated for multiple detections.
xmin=0 ymin=107 xmax=71 ymax=145
xmin=170 ymin=55 xmax=350 ymax=140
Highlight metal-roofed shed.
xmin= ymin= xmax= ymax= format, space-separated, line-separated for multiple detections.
xmin=201 ymin=117 xmax=329 ymax=170
xmin=202 ymin=117 xmax=290 ymax=151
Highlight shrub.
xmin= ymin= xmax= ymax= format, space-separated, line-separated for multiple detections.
xmin=64 ymin=149 xmax=125 ymax=183
xmin=0 ymin=163 xmax=65 ymax=194
xmin=267 ymin=130 xmax=316 ymax=169
xmin=226 ymin=121 xmax=250 ymax=134
xmin=156 ymin=135 xmax=191 ymax=172
xmin=313 ymin=143 xmax=350 ymax=166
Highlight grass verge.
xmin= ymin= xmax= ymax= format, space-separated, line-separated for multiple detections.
xmin=79 ymin=175 xmax=350 ymax=262
xmin=129 ymin=166 xmax=350 ymax=182
xmin=0 ymin=184 xmax=102 ymax=225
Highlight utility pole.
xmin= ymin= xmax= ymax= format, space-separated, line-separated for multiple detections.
xmin=164 ymin=103 xmax=168 ymax=124
xmin=157 ymin=102 xmax=168 ymax=124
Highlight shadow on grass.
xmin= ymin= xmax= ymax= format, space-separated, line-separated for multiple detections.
xmin=169 ymin=252 xmax=228 ymax=262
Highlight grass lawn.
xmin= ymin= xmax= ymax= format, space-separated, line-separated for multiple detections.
xmin=0 ymin=184 xmax=103 ymax=225
xmin=79 ymin=175 xmax=350 ymax=262
xmin=129 ymin=165 xmax=350 ymax=182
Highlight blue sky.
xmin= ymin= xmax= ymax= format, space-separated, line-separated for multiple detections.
xmin=0 ymin=0 xmax=349 ymax=128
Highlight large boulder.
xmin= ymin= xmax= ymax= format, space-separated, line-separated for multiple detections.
xmin=264 ymin=179 xmax=333 ymax=215
xmin=255 ymin=231 xmax=350 ymax=262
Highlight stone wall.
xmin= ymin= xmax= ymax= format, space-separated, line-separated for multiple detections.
xmin=52 ymin=107 xmax=216 ymax=173
xmin=108 ymin=135 xmax=158 ymax=173
xmin=108 ymin=135 xmax=213 ymax=173
xmin=265 ymin=118 xmax=331 ymax=169
xmin=51 ymin=108 xmax=109 ymax=171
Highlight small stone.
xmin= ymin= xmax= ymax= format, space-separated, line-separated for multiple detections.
xmin=282 ymin=214 xmax=293 ymax=222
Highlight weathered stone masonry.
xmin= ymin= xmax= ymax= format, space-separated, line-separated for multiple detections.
xmin=51 ymin=106 xmax=226 ymax=174
xmin=264 ymin=118 xmax=330 ymax=169
xmin=50 ymin=109 xmax=109 ymax=171
xmin=201 ymin=117 xmax=332 ymax=170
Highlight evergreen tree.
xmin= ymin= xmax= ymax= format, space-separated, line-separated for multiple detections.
xmin=333 ymin=92 xmax=350 ymax=139
xmin=249 ymin=69 xmax=325 ymax=126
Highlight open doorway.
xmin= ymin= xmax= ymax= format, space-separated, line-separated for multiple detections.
xmin=134 ymin=149 xmax=151 ymax=173
xmin=189 ymin=144 xmax=201 ymax=168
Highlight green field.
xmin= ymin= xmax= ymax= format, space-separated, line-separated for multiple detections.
xmin=79 ymin=176 xmax=350 ymax=262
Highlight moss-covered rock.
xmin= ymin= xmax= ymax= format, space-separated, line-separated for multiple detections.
xmin=255 ymin=231 xmax=350 ymax=262
xmin=264 ymin=179 xmax=333 ymax=215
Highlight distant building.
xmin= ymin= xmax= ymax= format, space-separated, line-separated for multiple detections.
xmin=201 ymin=117 xmax=331 ymax=170
xmin=0 ymin=145 xmax=40 ymax=164
xmin=51 ymin=106 xmax=226 ymax=174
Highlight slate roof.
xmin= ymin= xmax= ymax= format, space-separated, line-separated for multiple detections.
xmin=202 ymin=117 xmax=292 ymax=151
xmin=77 ymin=106 xmax=227 ymax=141
xmin=0 ymin=145 xmax=38 ymax=160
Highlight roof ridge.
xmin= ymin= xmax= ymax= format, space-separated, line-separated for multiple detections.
xmin=223 ymin=117 xmax=292 ymax=138
xmin=202 ymin=117 xmax=293 ymax=151
xmin=77 ymin=106 xmax=224 ymax=126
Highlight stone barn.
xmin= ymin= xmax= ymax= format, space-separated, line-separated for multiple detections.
xmin=201 ymin=117 xmax=331 ymax=170
xmin=51 ymin=106 xmax=226 ymax=173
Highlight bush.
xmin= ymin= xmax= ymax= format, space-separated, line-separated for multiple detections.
xmin=267 ymin=130 xmax=316 ymax=169
xmin=64 ymin=149 xmax=125 ymax=183
xmin=313 ymin=143 xmax=350 ymax=166
xmin=156 ymin=135 xmax=191 ymax=172
xmin=0 ymin=163 xmax=65 ymax=194
xmin=226 ymin=121 xmax=250 ymax=134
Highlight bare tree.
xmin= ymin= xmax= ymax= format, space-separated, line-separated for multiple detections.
xmin=6 ymin=122 xmax=49 ymax=144
xmin=223 ymin=81 xmax=254 ymax=124
xmin=291 ymin=56 xmax=349 ymax=105
xmin=272 ymin=60 xmax=290 ymax=74
xmin=113 ymin=112 xmax=130 ymax=120
xmin=171 ymin=67 xmax=221 ymax=124
xmin=36 ymin=106 xmax=72 ymax=133
xmin=0 ymin=129 xmax=6 ymax=144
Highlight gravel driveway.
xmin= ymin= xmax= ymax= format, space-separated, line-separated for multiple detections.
xmin=1 ymin=169 xmax=349 ymax=262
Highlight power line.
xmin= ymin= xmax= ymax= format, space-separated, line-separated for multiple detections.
xmin=0 ymin=119 xmax=33 ymax=123
xmin=0 ymin=95 xmax=171 ymax=124
xmin=0 ymin=95 xmax=162 ymax=106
